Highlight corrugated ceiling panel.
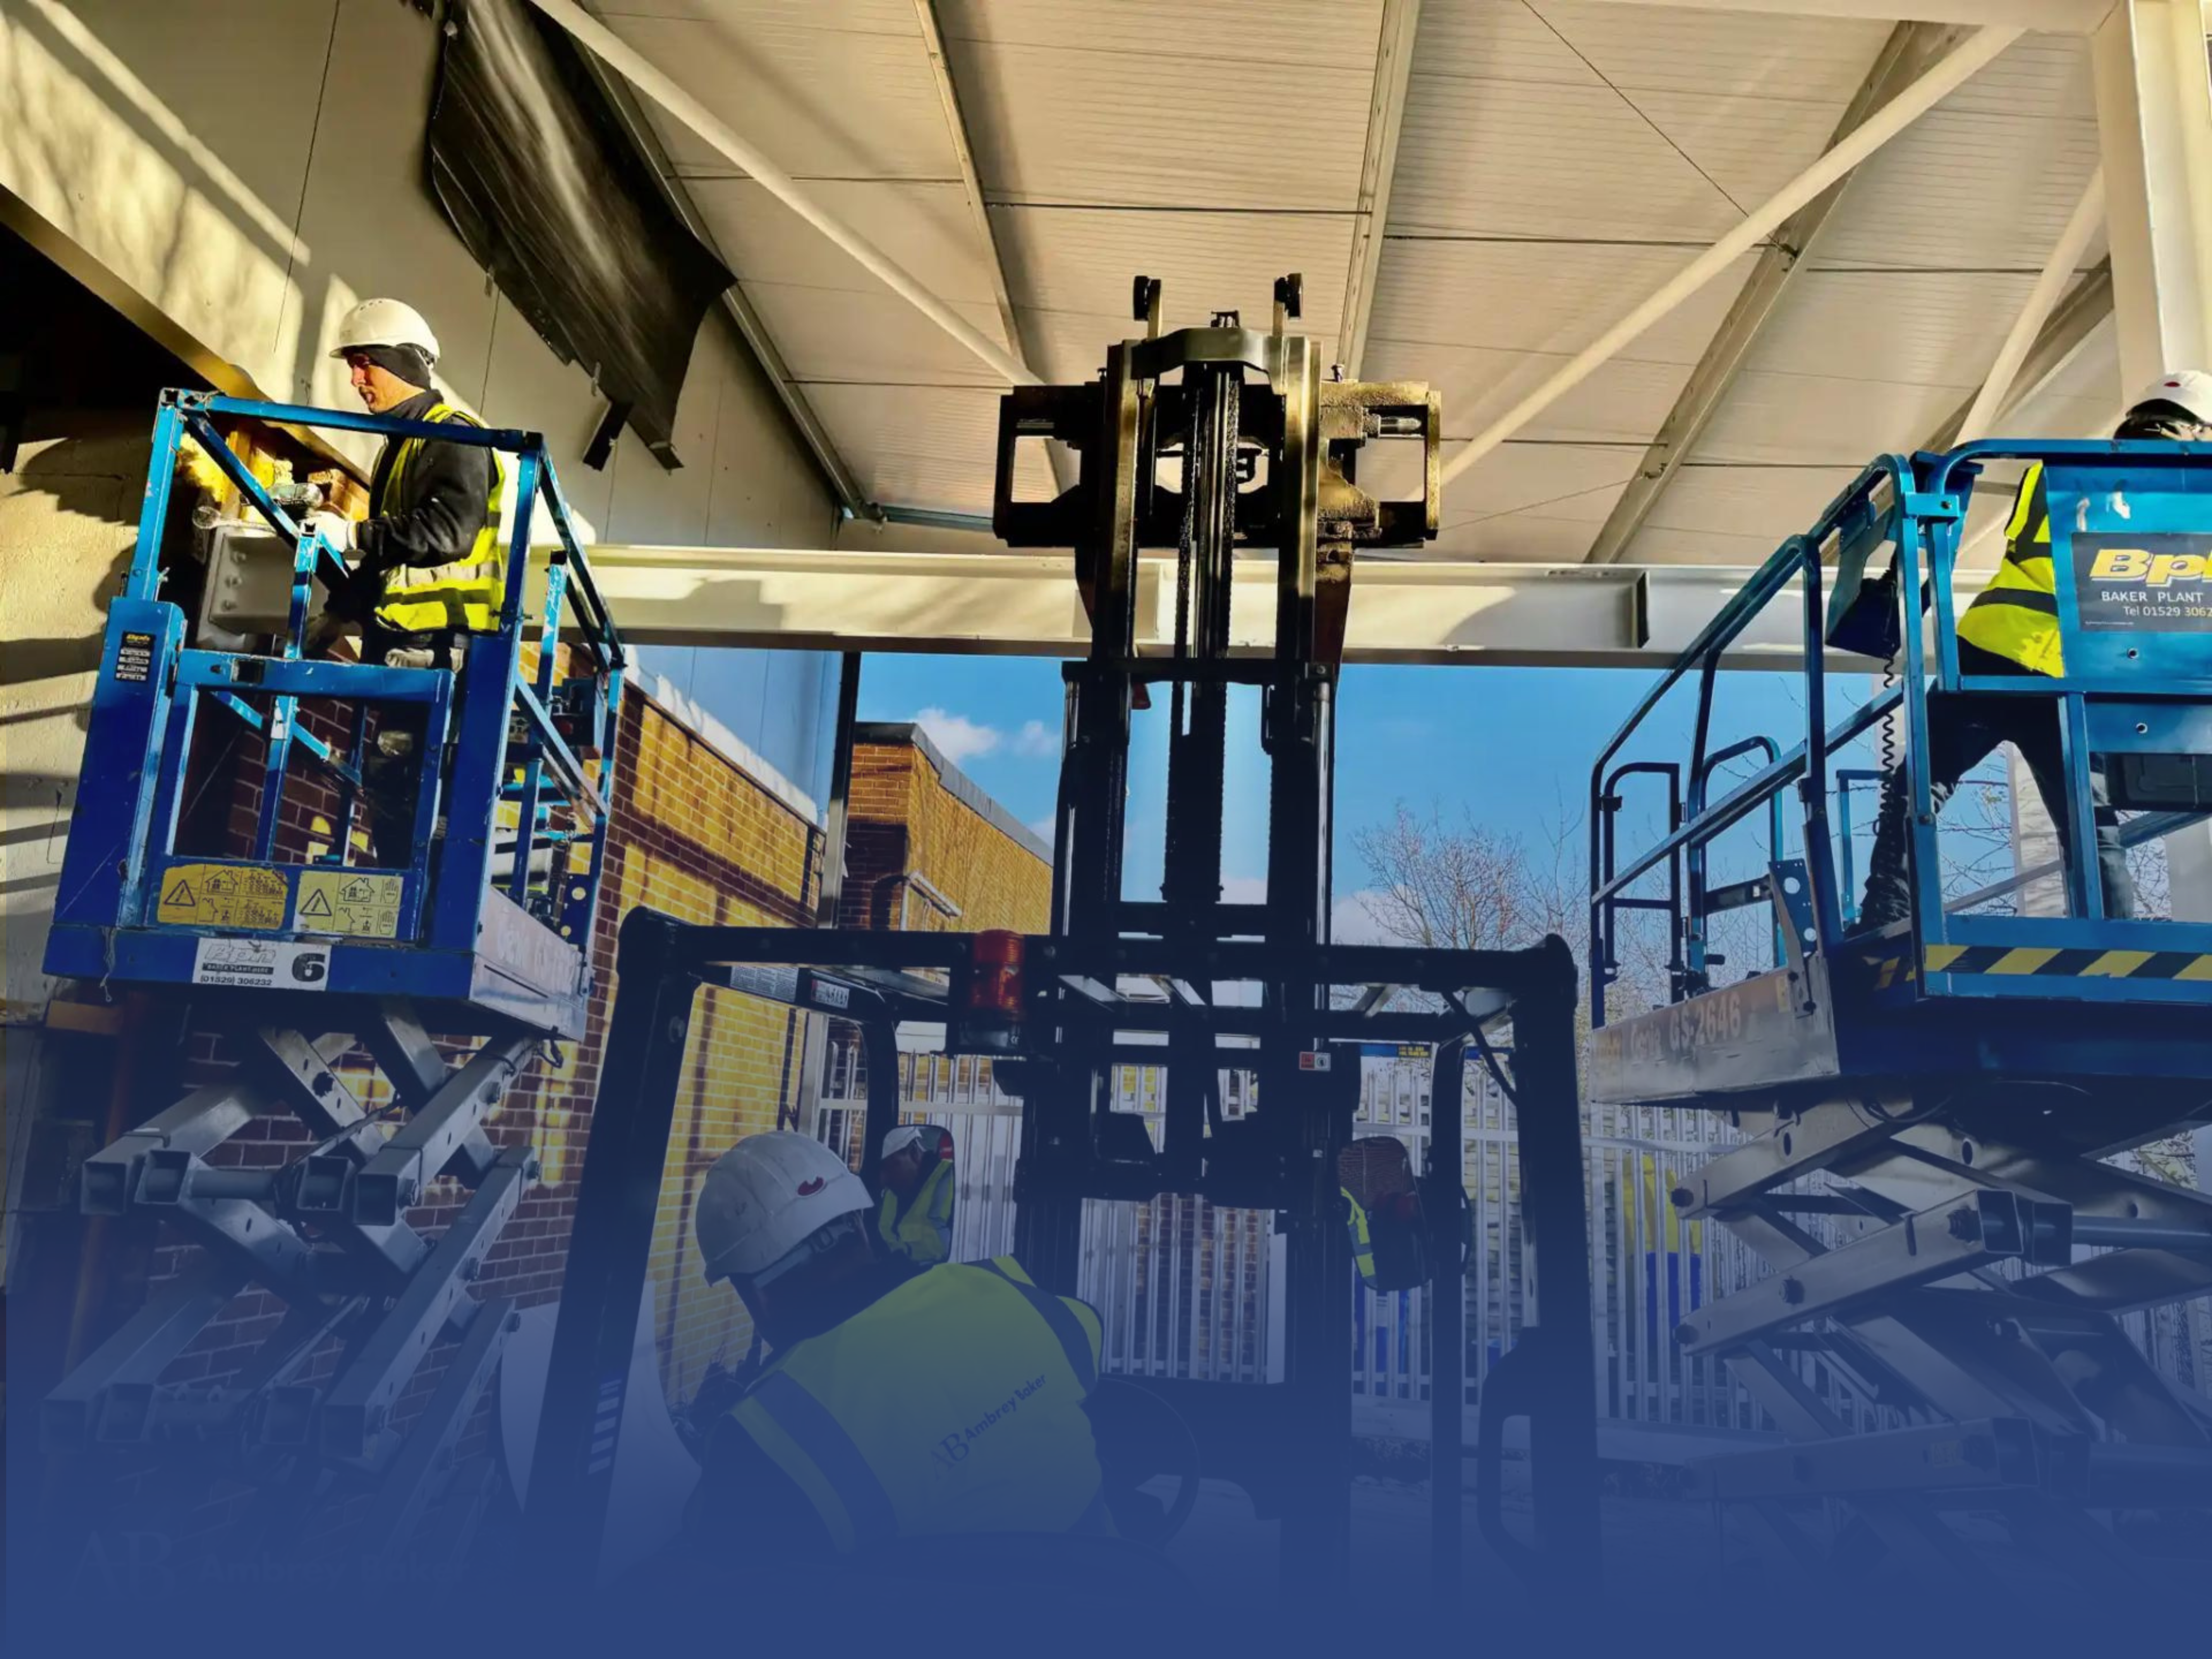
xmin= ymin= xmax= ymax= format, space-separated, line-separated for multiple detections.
xmin=938 ymin=0 xmax=1379 ymax=68
xmin=1431 ymin=506 xmax=1622 ymax=562
xmin=1414 ymin=2 xmax=1607 ymax=86
xmin=1530 ymin=2 xmax=1891 ymax=101
xmin=693 ymin=180 xmax=1004 ymax=307
xmin=740 ymin=283 xmax=1010 ymax=386
xmin=1369 ymin=240 xmax=1763 ymax=364
xmin=1393 ymin=76 xmax=1747 ymax=241
xmin=1692 ymin=371 xmax=1975 ymax=464
xmin=805 ymin=385 xmax=1050 ymax=512
xmin=1015 ymin=309 xmax=1342 ymax=394
xmin=603 ymin=12 xmax=957 ymax=180
xmin=1361 ymin=342 xmax=1690 ymax=447
xmin=1736 ymin=269 xmax=2055 ymax=391
xmin=1630 ymin=89 xmax=1854 ymax=212
xmin=1939 ymin=31 xmax=2096 ymax=122
xmin=948 ymin=39 xmax=1370 ymax=209
xmin=1810 ymin=110 xmax=2101 ymax=271
xmin=1642 ymin=464 xmax=1859 ymax=538
xmin=994 ymin=207 xmax=1353 ymax=359
xmin=591 ymin=0 xmax=920 ymax=33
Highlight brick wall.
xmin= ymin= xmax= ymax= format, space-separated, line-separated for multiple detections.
xmin=838 ymin=723 xmax=1051 ymax=934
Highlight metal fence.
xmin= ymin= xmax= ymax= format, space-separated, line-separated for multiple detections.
xmin=817 ymin=1043 xmax=2210 ymax=1431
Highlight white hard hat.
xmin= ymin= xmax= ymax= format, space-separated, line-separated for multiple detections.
xmin=694 ymin=1132 xmax=871 ymax=1284
xmin=882 ymin=1123 xmax=928 ymax=1159
xmin=330 ymin=297 xmax=441 ymax=363
xmin=2129 ymin=369 xmax=2212 ymax=426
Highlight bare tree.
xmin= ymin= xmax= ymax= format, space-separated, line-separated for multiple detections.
xmin=1346 ymin=801 xmax=1673 ymax=1025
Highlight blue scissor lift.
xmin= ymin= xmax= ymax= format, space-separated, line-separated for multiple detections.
xmin=37 ymin=389 xmax=625 ymax=1565
xmin=1589 ymin=442 xmax=2212 ymax=1588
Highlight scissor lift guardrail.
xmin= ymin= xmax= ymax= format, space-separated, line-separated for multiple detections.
xmin=33 ymin=390 xmax=626 ymax=1577
xmin=1585 ymin=441 xmax=2212 ymax=1591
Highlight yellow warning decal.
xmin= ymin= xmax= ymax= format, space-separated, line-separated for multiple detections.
xmin=156 ymin=864 xmax=290 ymax=931
xmin=294 ymin=870 xmax=404 ymax=939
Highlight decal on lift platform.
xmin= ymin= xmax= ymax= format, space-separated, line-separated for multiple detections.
xmin=295 ymin=870 xmax=403 ymax=938
xmin=191 ymin=937 xmax=330 ymax=990
xmin=157 ymin=864 xmax=290 ymax=931
xmin=2074 ymin=534 xmax=2212 ymax=632
xmin=115 ymin=631 xmax=155 ymax=683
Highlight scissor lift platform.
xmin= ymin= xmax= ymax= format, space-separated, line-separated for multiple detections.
xmin=1587 ymin=442 xmax=2212 ymax=1590
xmin=31 ymin=390 xmax=625 ymax=1577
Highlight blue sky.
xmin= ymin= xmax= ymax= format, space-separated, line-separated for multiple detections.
xmin=857 ymin=653 xmax=1875 ymax=926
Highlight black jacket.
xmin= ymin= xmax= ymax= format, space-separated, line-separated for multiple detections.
xmin=357 ymin=388 xmax=496 ymax=572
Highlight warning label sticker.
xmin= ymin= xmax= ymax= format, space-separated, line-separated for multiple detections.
xmin=192 ymin=937 xmax=330 ymax=991
xmin=115 ymin=631 xmax=155 ymax=683
xmin=294 ymin=870 xmax=403 ymax=938
xmin=157 ymin=864 xmax=290 ymax=931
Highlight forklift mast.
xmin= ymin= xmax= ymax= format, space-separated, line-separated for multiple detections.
xmin=527 ymin=279 xmax=1602 ymax=1601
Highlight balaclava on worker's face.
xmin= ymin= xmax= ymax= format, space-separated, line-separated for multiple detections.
xmin=345 ymin=346 xmax=434 ymax=413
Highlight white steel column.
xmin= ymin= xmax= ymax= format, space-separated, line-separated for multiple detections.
xmin=2095 ymin=0 xmax=2212 ymax=1006
xmin=2095 ymin=3 xmax=2212 ymax=1214
xmin=2093 ymin=0 xmax=2212 ymax=388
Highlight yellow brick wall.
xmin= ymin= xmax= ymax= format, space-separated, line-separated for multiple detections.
xmin=838 ymin=735 xmax=1050 ymax=934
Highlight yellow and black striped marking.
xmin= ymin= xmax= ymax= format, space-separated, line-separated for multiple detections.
xmin=1921 ymin=943 xmax=2212 ymax=981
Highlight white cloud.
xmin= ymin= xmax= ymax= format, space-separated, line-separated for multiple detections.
xmin=1220 ymin=874 xmax=1269 ymax=905
xmin=1025 ymin=816 xmax=1056 ymax=844
xmin=1330 ymin=889 xmax=1394 ymax=944
xmin=913 ymin=707 xmax=1001 ymax=765
xmin=1012 ymin=719 xmax=1060 ymax=759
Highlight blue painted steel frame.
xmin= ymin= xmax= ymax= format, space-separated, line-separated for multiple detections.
xmin=46 ymin=389 xmax=628 ymax=1023
xmin=1590 ymin=440 xmax=2212 ymax=1030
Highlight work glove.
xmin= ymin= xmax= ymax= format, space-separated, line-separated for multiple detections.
xmin=306 ymin=510 xmax=354 ymax=554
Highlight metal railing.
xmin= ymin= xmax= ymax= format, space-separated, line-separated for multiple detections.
xmin=1589 ymin=440 xmax=2212 ymax=1025
xmin=113 ymin=390 xmax=624 ymax=957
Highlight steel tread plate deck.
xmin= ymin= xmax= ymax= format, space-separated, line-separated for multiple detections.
xmin=1591 ymin=958 xmax=2212 ymax=1107
xmin=41 ymin=926 xmax=586 ymax=1039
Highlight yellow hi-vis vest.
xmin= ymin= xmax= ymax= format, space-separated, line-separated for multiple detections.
xmin=1956 ymin=464 xmax=2063 ymax=676
xmin=725 ymin=1257 xmax=1111 ymax=1550
xmin=1344 ymin=1189 xmax=1378 ymax=1290
xmin=877 ymin=1159 xmax=955 ymax=1266
xmin=371 ymin=402 xmax=508 ymax=635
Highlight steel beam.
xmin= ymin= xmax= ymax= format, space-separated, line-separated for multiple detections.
xmin=1955 ymin=170 xmax=2107 ymax=443
xmin=539 ymin=546 xmax=1987 ymax=668
xmin=1338 ymin=0 xmax=1421 ymax=378
xmin=1443 ymin=24 xmax=2020 ymax=488
xmin=1583 ymin=22 xmax=1970 ymax=566
xmin=1923 ymin=263 xmax=2116 ymax=451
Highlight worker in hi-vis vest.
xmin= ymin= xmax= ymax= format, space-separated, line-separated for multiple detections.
xmin=684 ymin=1132 xmax=1113 ymax=1557
xmin=1858 ymin=371 xmax=2212 ymax=931
xmin=875 ymin=1123 xmax=956 ymax=1265
xmin=314 ymin=298 xmax=508 ymax=867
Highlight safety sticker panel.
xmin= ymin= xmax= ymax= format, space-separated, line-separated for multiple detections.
xmin=295 ymin=870 xmax=404 ymax=938
xmin=191 ymin=937 xmax=331 ymax=991
xmin=156 ymin=864 xmax=290 ymax=931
